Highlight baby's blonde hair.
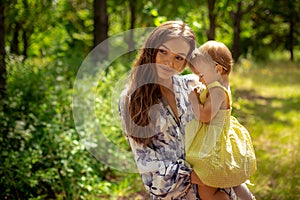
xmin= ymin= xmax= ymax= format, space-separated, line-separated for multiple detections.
xmin=199 ymin=40 xmax=233 ymax=74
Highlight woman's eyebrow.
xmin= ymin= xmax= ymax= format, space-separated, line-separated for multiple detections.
xmin=160 ymin=44 xmax=170 ymax=50
xmin=160 ymin=44 xmax=187 ymax=57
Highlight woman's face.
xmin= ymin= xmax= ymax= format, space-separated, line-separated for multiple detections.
xmin=155 ymin=38 xmax=190 ymax=80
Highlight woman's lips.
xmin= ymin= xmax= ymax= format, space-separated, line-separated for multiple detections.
xmin=158 ymin=64 xmax=175 ymax=73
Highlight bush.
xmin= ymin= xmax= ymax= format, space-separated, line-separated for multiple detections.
xmin=0 ymin=56 xmax=113 ymax=199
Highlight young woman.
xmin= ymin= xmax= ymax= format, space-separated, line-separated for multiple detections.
xmin=119 ymin=21 xmax=235 ymax=199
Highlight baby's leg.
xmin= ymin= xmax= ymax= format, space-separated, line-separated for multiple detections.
xmin=233 ymin=183 xmax=255 ymax=200
xmin=197 ymin=184 xmax=231 ymax=200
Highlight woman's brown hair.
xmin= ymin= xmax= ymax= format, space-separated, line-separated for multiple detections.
xmin=123 ymin=21 xmax=196 ymax=146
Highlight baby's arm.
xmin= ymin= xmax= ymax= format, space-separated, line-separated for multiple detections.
xmin=198 ymin=87 xmax=225 ymax=123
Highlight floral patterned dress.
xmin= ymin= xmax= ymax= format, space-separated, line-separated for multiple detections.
xmin=119 ymin=74 xmax=200 ymax=199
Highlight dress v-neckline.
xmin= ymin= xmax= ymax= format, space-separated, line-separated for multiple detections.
xmin=161 ymin=90 xmax=181 ymax=125
xmin=159 ymin=77 xmax=182 ymax=125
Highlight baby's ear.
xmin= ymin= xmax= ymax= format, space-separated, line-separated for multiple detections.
xmin=216 ymin=64 xmax=223 ymax=74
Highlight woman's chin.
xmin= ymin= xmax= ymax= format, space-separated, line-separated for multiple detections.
xmin=157 ymin=67 xmax=177 ymax=79
xmin=158 ymin=71 xmax=175 ymax=80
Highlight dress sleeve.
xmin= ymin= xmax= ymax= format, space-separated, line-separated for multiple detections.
xmin=127 ymin=137 xmax=193 ymax=197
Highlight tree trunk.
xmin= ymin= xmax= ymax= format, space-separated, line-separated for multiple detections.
xmin=230 ymin=0 xmax=258 ymax=62
xmin=207 ymin=0 xmax=217 ymax=40
xmin=93 ymin=0 xmax=109 ymax=60
xmin=11 ymin=22 xmax=21 ymax=55
xmin=22 ymin=0 xmax=28 ymax=61
xmin=231 ymin=2 xmax=242 ymax=62
xmin=232 ymin=17 xmax=242 ymax=62
xmin=0 ymin=0 xmax=6 ymax=99
xmin=22 ymin=30 xmax=28 ymax=61
xmin=128 ymin=0 xmax=136 ymax=51
xmin=289 ymin=19 xmax=294 ymax=61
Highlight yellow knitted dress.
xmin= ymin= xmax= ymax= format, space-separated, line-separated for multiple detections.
xmin=186 ymin=81 xmax=256 ymax=188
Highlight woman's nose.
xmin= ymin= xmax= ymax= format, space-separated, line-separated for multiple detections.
xmin=164 ymin=55 xmax=175 ymax=66
xmin=165 ymin=60 xmax=173 ymax=67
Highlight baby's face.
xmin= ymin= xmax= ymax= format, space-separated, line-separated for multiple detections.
xmin=199 ymin=60 xmax=217 ymax=76
xmin=192 ymin=55 xmax=219 ymax=82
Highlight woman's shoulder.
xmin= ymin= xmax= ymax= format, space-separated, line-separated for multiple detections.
xmin=174 ymin=74 xmax=206 ymax=95
xmin=173 ymin=74 xmax=199 ymax=86
xmin=119 ymin=87 xmax=130 ymax=111
xmin=120 ymin=87 xmax=129 ymax=99
xmin=177 ymin=73 xmax=199 ymax=81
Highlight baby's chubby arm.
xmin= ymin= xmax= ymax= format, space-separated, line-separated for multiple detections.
xmin=198 ymin=87 xmax=225 ymax=123
xmin=187 ymin=78 xmax=206 ymax=120
xmin=188 ymin=86 xmax=225 ymax=123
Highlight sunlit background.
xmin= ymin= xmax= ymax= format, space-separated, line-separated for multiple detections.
xmin=0 ymin=0 xmax=299 ymax=199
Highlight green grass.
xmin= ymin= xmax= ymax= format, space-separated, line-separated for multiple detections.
xmin=230 ymin=59 xmax=300 ymax=200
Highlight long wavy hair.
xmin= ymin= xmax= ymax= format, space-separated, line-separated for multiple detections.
xmin=123 ymin=21 xmax=196 ymax=146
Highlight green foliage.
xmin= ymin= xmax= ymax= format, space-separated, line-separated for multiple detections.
xmin=0 ymin=51 xmax=146 ymax=199
xmin=95 ymin=62 xmax=129 ymax=149
xmin=248 ymin=0 xmax=300 ymax=61
xmin=1 ymin=56 xmax=112 ymax=199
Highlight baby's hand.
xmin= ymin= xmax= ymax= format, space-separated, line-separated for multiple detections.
xmin=192 ymin=82 xmax=206 ymax=94
xmin=187 ymin=77 xmax=206 ymax=94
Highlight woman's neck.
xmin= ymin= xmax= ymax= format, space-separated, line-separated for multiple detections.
xmin=158 ymin=77 xmax=173 ymax=92
xmin=159 ymin=83 xmax=180 ymax=122
xmin=159 ymin=85 xmax=173 ymax=97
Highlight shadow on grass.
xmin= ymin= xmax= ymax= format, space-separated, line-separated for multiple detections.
xmin=252 ymin=147 xmax=300 ymax=200
xmin=233 ymin=88 xmax=300 ymax=126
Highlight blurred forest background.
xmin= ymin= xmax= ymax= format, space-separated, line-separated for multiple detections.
xmin=0 ymin=0 xmax=299 ymax=199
